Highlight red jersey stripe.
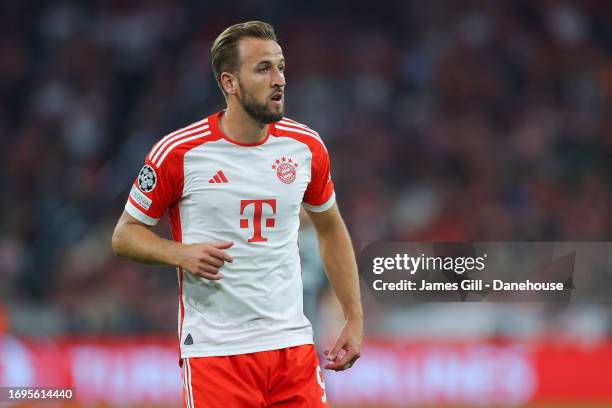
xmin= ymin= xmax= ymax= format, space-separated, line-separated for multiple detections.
xmin=155 ymin=130 xmax=212 ymax=167
xmin=149 ymin=118 xmax=209 ymax=160
xmin=274 ymin=125 xmax=326 ymax=151
xmin=151 ymin=124 xmax=210 ymax=164
xmin=278 ymin=118 xmax=320 ymax=135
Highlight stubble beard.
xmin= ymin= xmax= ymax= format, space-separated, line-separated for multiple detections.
xmin=237 ymin=84 xmax=284 ymax=124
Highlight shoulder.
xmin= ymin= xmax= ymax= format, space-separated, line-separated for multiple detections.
xmin=147 ymin=115 xmax=219 ymax=168
xmin=273 ymin=117 xmax=327 ymax=153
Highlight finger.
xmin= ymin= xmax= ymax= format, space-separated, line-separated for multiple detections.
xmin=331 ymin=361 xmax=354 ymax=371
xmin=325 ymin=353 xmax=350 ymax=370
xmin=323 ymin=350 xmax=338 ymax=361
xmin=199 ymin=264 xmax=220 ymax=275
xmin=326 ymin=340 xmax=344 ymax=361
xmin=197 ymin=271 xmax=224 ymax=280
xmin=324 ymin=356 xmax=348 ymax=370
xmin=207 ymin=246 xmax=234 ymax=263
xmin=210 ymin=241 xmax=234 ymax=250
xmin=187 ymin=266 xmax=223 ymax=280
xmin=338 ymin=348 xmax=359 ymax=366
xmin=203 ymin=255 xmax=224 ymax=268
xmin=324 ymin=348 xmax=360 ymax=371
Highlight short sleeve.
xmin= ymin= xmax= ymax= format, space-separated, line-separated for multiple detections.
xmin=125 ymin=152 xmax=183 ymax=225
xmin=302 ymin=144 xmax=335 ymax=212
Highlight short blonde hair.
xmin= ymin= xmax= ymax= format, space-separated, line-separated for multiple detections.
xmin=211 ymin=21 xmax=278 ymax=95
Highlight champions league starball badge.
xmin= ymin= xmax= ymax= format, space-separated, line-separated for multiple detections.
xmin=137 ymin=165 xmax=157 ymax=192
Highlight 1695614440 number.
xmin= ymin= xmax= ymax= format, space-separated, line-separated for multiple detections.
xmin=1 ymin=387 xmax=74 ymax=401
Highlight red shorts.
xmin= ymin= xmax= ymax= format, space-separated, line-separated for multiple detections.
xmin=181 ymin=344 xmax=329 ymax=407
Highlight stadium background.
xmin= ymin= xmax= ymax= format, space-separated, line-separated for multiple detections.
xmin=2 ymin=0 xmax=612 ymax=407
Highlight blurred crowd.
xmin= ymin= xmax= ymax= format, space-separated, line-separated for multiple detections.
xmin=2 ymin=0 xmax=612 ymax=336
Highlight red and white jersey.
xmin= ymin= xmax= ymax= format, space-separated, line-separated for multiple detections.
xmin=125 ymin=111 xmax=335 ymax=357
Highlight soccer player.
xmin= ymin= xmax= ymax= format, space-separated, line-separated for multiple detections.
xmin=111 ymin=21 xmax=362 ymax=407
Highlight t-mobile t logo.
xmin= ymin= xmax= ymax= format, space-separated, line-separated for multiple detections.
xmin=240 ymin=199 xmax=277 ymax=242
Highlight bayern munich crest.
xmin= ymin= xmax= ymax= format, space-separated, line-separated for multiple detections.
xmin=137 ymin=165 xmax=157 ymax=192
xmin=271 ymin=157 xmax=298 ymax=184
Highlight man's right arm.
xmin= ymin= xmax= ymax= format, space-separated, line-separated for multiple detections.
xmin=111 ymin=211 xmax=233 ymax=280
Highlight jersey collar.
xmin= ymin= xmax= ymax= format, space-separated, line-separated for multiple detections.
xmin=209 ymin=110 xmax=276 ymax=147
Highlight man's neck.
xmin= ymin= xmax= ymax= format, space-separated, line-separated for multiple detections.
xmin=218 ymin=104 xmax=268 ymax=145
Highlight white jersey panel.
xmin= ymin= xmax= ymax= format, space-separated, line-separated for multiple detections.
xmin=178 ymin=136 xmax=315 ymax=357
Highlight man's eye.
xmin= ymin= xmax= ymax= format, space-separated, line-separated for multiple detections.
xmin=259 ymin=67 xmax=269 ymax=73
xmin=279 ymin=66 xmax=285 ymax=72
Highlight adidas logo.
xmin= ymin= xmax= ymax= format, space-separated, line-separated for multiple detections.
xmin=209 ymin=170 xmax=229 ymax=184
xmin=184 ymin=333 xmax=193 ymax=345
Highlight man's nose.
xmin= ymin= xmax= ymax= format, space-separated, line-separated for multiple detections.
xmin=271 ymin=68 xmax=285 ymax=87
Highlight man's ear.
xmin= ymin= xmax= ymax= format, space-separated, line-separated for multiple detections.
xmin=220 ymin=72 xmax=238 ymax=96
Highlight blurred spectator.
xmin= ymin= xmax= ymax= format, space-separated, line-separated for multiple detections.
xmin=299 ymin=208 xmax=328 ymax=344
xmin=0 ymin=303 xmax=7 ymax=334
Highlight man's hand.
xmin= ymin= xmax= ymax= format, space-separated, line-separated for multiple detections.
xmin=306 ymin=204 xmax=363 ymax=371
xmin=177 ymin=241 xmax=234 ymax=280
xmin=324 ymin=318 xmax=363 ymax=371
xmin=112 ymin=211 xmax=234 ymax=278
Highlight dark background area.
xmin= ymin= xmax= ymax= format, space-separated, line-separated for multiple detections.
xmin=1 ymin=0 xmax=612 ymax=337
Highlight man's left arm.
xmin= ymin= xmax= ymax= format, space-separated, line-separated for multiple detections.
xmin=306 ymin=202 xmax=363 ymax=371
